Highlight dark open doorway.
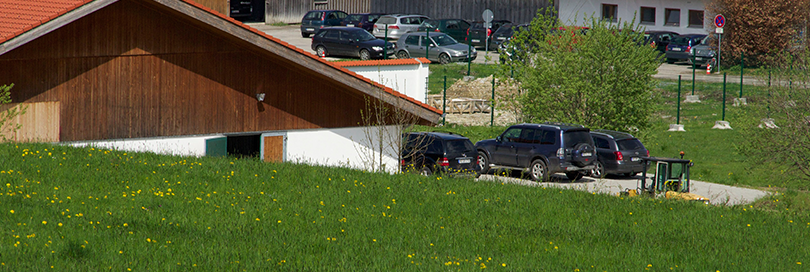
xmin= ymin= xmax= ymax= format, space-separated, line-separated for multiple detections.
xmin=227 ymin=134 xmax=261 ymax=158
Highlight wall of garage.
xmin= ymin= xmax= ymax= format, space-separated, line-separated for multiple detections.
xmin=342 ymin=63 xmax=429 ymax=104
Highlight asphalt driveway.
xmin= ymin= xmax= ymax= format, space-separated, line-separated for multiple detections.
xmin=477 ymin=173 xmax=770 ymax=206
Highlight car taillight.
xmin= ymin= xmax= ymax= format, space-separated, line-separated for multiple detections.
xmin=466 ymin=29 xmax=470 ymax=35
xmin=614 ymin=151 xmax=624 ymax=161
xmin=487 ymin=28 xmax=492 ymax=36
xmin=646 ymin=150 xmax=650 ymax=157
xmin=439 ymin=157 xmax=449 ymax=167
xmin=388 ymin=25 xmax=399 ymax=29
xmin=687 ymin=45 xmax=691 ymax=52
xmin=434 ymin=29 xmax=440 ymax=32
xmin=557 ymin=148 xmax=565 ymax=159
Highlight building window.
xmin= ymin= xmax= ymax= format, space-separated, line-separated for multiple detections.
xmin=602 ymin=4 xmax=617 ymax=22
xmin=640 ymin=7 xmax=655 ymax=25
xmin=689 ymin=10 xmax=704 ymax=28
xmin=665 ymin=8 xmax=680 ymax=26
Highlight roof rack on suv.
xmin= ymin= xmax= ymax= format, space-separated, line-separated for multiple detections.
xmin=541 ymin=122 xmax=586 ymax=128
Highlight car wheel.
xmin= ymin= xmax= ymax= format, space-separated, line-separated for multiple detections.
xmin=397 ymin=50 xmax=410 ymax=59
xmin=666 ymin=58 xmax=675 ymax=64
xmin=529 ymin=159 xmax=548 ymax=182
xmin=438 ymin=53 xmax=451 ymax=64
xmin=477 ymin=151 xmax=490 ymax=174
xmin=591 ymin=160 xmax=605 ymax=178
xmin=420 ymin=166 xmax=433 ymax=176
xmin=302 ymin=32 xmax=310 ymax=38
xmin=566 ymin=171 xmax=584 ymax=181
xmin=359 ymin=49 xmax=371 ymax=60
xmin=316 ymin=46 xmax=327 ymax=57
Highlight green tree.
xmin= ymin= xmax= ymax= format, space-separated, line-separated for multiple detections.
xmin=707 ymin=0 xmax=810 ymax=67
xmin=0 ymin=84 xmax=27 ymax=142
xmin=737 ymin=49 xmax=810 ymax=182
xmin=498 ymin=9 xmax=660 ymax=132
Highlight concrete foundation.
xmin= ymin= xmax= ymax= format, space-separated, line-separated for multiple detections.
xmin=684 ymin=95 xmax=701 ymax=103
xmin=712 ymin=120 xmax=733 ymax=129
xmin=668 ymin=124 xmax=685 ymax=131
xmin=733 ymin=97 xmax=747 ymax=106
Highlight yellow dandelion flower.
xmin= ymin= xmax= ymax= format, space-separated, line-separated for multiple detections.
xmin=9 ymin=210 xmax=13 ymax=214
xmin=42 ymin=221 xmax=47 ymax=225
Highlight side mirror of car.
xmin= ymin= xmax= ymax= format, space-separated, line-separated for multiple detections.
xmin=495 ymin=136 xmax=502 ymax=142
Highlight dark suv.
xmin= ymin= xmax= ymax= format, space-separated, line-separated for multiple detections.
xmin=301 ymin=10 xmax=348 ymax=38
xmin=467 ymin=20 xmax=512 ymax=48
xmin=589 ymin=129 xmax=649 ymax=178
xmin=311 ymin=27 xmax=394 ymax=60
xmin=401 ymin=132 xmax=480 ymax=177
xmin=476 ymin=123 xmax=597 ymax=181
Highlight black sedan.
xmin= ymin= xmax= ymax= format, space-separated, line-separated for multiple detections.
xmin=311 ymin=27 xmax=395 ymax=60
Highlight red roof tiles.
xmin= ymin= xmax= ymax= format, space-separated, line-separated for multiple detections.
xmin=334 ymin=58 xmax=432 ymax=67
xmin=0 ymin=0 xmax=93 ymax=44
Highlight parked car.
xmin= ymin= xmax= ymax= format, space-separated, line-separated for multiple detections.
xmin=416 ymin=19 xmax=471 ymax=43
xmin=311 ymin=27 xmax=395 ymax=60
xmin=475 ymin=122 xmax=597 ymax=182
xmin=229 ymin=0 xmax=253 ymax=19
xmin=687 ymin=36 xmax=716 ymax=67
xmin=300 ymin=10 xmax=349 ymax=38
xmin=467 ymin=20 xmax=512 ymax=49
xmin=401 ymin=132 xmax=480 ymax=177
xmin=589 ymin=129 xmax=649 ymax=178
xmin=491 ymin=23 xmax=528 ymax=48
xmin=665 ymin=34 xmax=707 ymax=64
xmin=395 ymin=32 xmax=476 ymax=64
xmin=340 ymin=13 xmax=387 ymax=32
xmin=644 ymin=30 xmax=679 ymax=55
xmin=373 ymin=14 xmax=430 ymax=40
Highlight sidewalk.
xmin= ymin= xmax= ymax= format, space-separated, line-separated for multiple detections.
xmin=654 ymin=63 xmax=765 ymax=85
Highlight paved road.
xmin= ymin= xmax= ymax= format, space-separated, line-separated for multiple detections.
xmin=477 ymin=173 xmax=769 ymax=206
xmin=246 ymin=23 xmax=501 ymax=64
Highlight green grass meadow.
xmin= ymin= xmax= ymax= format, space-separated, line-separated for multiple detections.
xmin=1 ymin=143 xmax=808 ymax=270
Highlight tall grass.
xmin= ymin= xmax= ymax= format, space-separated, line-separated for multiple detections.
xmin=1 ymin=143 xmax=808 ymax=270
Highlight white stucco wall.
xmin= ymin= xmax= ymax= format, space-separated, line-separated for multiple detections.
xmin=65 ymin=135 xmax=223 ymax=157
xmin=344 ymin=63 xmax=429 ymax=103
xmin=558 ymin=0 xmax=709 ymax=34
xmin=285 ymin=125 xmax=401 ymax=173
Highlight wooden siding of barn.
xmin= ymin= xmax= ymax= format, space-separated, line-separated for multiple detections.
xmin=265 ymin=0 xmax=370 ymax=24
xmin=194 ymin=0 xmax=229 ymax=16
xmin=0 ymin=0 xmax=376 ymax=142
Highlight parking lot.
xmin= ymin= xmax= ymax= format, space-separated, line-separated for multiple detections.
xmin=246 ymin=23 xmax=501 ymax=64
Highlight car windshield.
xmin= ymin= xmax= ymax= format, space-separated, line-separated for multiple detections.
xmin=421 ymin=20 xmax=439 ymax=29
xmin=616 ymin=139 xmax=644 ymax=151
xmin=446 ymin=140 xmax=475 ymax=153
xmin=672 ymin=36 xmax=698 ymax=46
xmin=562 ymin=130 xmax=592 ymax=149
xmin=352 ymin=30 xmax=376 ymax=41
xmin=432 ymin=34 xmax=457 ymax=46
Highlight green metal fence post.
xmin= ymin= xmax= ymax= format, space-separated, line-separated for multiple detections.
xmin=739 ymin=51 xmax=744 ymax=98
xmin=677 ymin=75 xmax=681 ymax=125
xmin=722 ymin=73 xmax=727 ymax=121
xmin=442 ymin=76 xmax=447 ymax=126
xmin=467 ymin=31 xmax=472 ymax=76
xmin=691 ymin=54 xmax=696 ymax=95
xmin=490 ymin=77 xmax=495 ymax=127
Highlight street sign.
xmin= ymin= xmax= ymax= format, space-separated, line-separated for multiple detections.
xmin=714 ymin=14 xmax=725 ymax=28
xmin=715 ymin=28 xmax=724 ymax=34
xmin=483 ymin=9 xmax=493 ymax=23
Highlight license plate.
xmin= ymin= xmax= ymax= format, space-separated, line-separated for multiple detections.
xmin=306 ymin=28 xmax=314 ymax=32
xmin=631 ymin=157 xmax=641 ymax=162
xmin=347 ymin=24 xmax=354 ymax=27
xmin=458 ymin=159 xmax=471 ymax=164
xmin=582 ymin=152 xmax=592 ymax=157
xmin=671 ymin=47 xmax=681 ymax=51
xmin=471 ymin=39 xmax=480 ymax=43
xmin=497 ymin=37 xmax=505 ymax=40
xmin=695 ymin=57 xmax=703 ymax=61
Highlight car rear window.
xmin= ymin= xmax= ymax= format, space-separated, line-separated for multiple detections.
xmin=347 ymin=14 xmax=363 ymax=22
xmin=672 ymin=36 xmax=698 ymax=46
xmin=562 ymin=130 xmax=592 ymax=149
xmin=304 ymin=11 xmax=322 ymax=20
xmin=446 ymin=140 xmax=475 ymax=154
xmin=616 ymin=139 xmax=644 ymax=151
xmin=377 ymin=17 xmax=396 ymax=24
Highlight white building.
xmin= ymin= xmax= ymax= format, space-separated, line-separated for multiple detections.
xmin=558 ymin=0 xmax=710 ymax=34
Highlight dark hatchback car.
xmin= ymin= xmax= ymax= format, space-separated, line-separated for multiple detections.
xmin=301 ymin=10 xmax=348 ymax=38
xmin=590 ymin=129 xmax=649 ymax=178
xmin=311 ymin=27 xmax=394 ymax=60
xmin=401 ymin=132 xmax=480 ymax=177
xmin=476 ymin=123 xmax=597 ymax=182
xmin=644 ymin=30 xmax=679 ymax=55
xmin=467 ymin=20 xmax=512 ymax=48
xmin=416 ymin=19 xmax=471 ymax=43
xmin=229 ymin=0 xmax=253 ymax=19
xmin=341 ymin=13 xmax=387 ymax=32
xmin=665 ymin=34 xmax=707 ymax=64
